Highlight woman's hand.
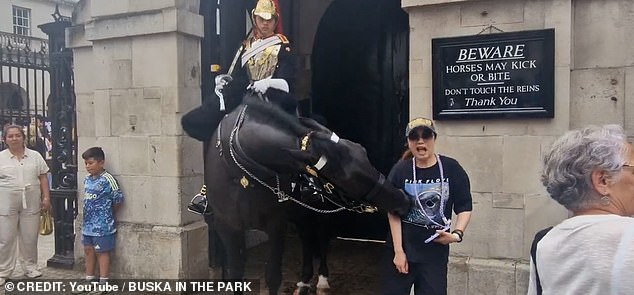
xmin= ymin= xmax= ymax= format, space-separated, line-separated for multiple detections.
xmin=433 ymin=230 xmax=460 ymax=245
xmin=393 ymin=250 xmax=409 ymax=274
xmin=41 ymin=197 xmax=51 ymax=211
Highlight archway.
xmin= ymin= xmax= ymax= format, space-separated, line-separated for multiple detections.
xmin=0 ymin=83 xmax=26 ymax=110
xmin=311 ymin=0 xmax=409 ymax=240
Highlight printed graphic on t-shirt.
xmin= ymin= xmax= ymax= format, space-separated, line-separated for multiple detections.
xmin=83 ymin=172 xmax=123 ymax=236
xmin=402 ymin=179 xmax=449 ymax=229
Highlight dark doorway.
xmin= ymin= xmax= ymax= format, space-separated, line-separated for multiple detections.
xmin=199 ymin=0 xmax=409 ymax=242
xmin=311 ymin=0 xmax=409 ymax=240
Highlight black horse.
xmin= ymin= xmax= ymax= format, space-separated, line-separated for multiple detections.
xmin=204 ymin=95 xmax=411 ymax=294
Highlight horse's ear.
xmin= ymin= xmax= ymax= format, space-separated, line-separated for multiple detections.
xmin=285 ymin=148 xmax=317 ymax=164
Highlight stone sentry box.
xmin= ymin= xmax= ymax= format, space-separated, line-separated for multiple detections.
xmin=432 ymin=29 xmax=555 ymax=119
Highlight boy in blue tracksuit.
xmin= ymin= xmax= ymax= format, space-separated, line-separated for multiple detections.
xmin=81 ymin=147 xmax=124 ymax=285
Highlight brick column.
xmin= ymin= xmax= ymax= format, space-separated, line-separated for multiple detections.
xmin=68 ymin=0 xmax=207 ymax=278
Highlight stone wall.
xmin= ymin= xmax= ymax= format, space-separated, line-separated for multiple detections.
xmin=570 ymin=0 xmax=634 ymax=132
xmin=68 ymin=0 xmax=208 ymax=279
xmin=402 ymin=0 xmax=633 ymax=293
xmin=65 ymin=0 xmax=634 ymax=291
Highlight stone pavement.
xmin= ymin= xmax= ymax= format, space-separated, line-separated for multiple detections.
xmin=0 ymin=231 xmax=81 ymax=295
xmin=0 ymin=229 xmax=386 ymax=295
xmin=244 ymin=234 xmax=384 ymax=294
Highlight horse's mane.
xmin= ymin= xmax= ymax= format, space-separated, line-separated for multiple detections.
xmin=242 ymin=95 xmax=311 ymax=136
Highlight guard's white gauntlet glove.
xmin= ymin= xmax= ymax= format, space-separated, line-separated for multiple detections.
xmin=248 ymin=78 xmax=289 ymax=94
xmin=214 ymin=74 xmax=233 ymax=90
xmin=214 ymin=74 xmax=232 ymax=111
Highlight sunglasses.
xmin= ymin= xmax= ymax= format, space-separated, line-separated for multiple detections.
xmin=407 ymin=129 xmax=435 ymax=141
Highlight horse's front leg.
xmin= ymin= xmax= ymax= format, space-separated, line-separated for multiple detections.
xmin=264 ymin=217 xmax=287 ymax=295
xmin=293 ymin=222 xmax=315 ymax=295
xmin=316 ymin=220 xmax=331 ymax=295
xmin=215 ymin=226 xmax=247 ymax=283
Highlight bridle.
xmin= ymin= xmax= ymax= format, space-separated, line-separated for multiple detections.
xmin=300 ymin=131 xmax=386 ymax=201
xmin=215 ymin=105 xmax=387 ymax=214
xmin=225 ymin=106 xmax=352 ymax=213
xmin=299 ymin=131 xmax=332 ymax=177
xmin=298 ymin=131 xmax=383 ymax=213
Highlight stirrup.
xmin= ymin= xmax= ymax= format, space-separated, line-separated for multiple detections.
xmin=187 ymin=185 xmax=212 ymax=215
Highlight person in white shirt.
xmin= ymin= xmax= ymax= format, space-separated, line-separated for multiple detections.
xmin=529 ymin=125 xmax=634 ymax=295
xmin=0 ymin=125 xmax=51 ymax=286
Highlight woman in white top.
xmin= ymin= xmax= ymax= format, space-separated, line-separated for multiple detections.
xmin=529 ymin=125 xmax=634 ymax=295
xmin=0 ymin=125 xmax=51 ymax=286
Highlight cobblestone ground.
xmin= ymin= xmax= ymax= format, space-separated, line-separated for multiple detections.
xmin=244 ymin=235 xmax=383 ymax=295
xmin=0 ymin=231 xmax=384 ymax=295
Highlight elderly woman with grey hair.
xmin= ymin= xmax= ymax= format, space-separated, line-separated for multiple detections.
xmin=528 ymin=124 xmax=634 ymax=295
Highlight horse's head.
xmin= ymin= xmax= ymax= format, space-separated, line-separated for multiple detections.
xmin=288 ymin=130 xmax=412 ymax=216
xmin=233 ymin=98 xmax=412 ymax=216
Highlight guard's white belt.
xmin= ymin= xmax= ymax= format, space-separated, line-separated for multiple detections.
xmin=241 ymin=36 xmax=282 ymax=66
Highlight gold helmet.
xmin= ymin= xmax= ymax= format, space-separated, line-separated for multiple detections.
xmin=252 ymin=0 xmax=278 ymax=20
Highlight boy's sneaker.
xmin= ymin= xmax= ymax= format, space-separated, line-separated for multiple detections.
xmin=25 ymin=269 xmax=42 ymax=278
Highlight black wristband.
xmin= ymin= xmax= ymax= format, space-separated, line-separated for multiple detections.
xmin=451 ymin=229 xmax=464 ymax=242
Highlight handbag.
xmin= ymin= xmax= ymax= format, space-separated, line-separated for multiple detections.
xmin=39 ymin=210 xmax=53 ymax=235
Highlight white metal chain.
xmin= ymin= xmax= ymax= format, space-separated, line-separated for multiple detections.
xmin=227 ymin=106 xmax=351 ymax=214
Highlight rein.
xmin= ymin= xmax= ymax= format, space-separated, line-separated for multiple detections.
xmin=228 ymin=105 xmax=287 ymax=199
xmin=225 ymin=106 xmax=347 ymax=213
xmin=298 ymin=132 xmax=378 ymax=214
xmin=365 ymin=174 xmax=386 ymax=203
xmin=222 ymin=105 xmax=383 ymax=214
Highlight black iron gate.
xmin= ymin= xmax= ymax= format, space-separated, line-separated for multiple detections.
xmin=0 ymin=8 xmax=78 ymax=269
xmin=0 ymin=32 xmax=49 ymax=151
xmin=40 ymin=10 xmax=78 ymax=269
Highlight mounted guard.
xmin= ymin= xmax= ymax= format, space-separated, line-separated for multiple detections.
xmin=184 ymin=0 xmax=300 ymax=217
xmin=179 ymin=3 xmax=415 ymax=293
xmin=181 ymin=0 xmax=297 ymax=142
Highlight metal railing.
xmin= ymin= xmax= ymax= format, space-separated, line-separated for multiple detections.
xmin=0 ymin=31 xmax=49 ymax=68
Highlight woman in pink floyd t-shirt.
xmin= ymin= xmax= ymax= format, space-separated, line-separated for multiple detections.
xmin=381 ymin=117 xmax=473 ymax=295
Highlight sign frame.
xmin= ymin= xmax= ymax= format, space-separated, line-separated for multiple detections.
xmin=432 ymin=29 xmax=555 ymax=120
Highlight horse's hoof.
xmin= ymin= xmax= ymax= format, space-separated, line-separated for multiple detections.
xmin=316 ymin=275 xmax=330 ymax=289
xmin=293 ymin=286 xmax=310 ymax=295
xmin=293 ymin=281 xmax=311 ymax=295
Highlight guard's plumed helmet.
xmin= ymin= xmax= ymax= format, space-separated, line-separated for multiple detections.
xmin=252 ymin=0 xmax=278 ymax=20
